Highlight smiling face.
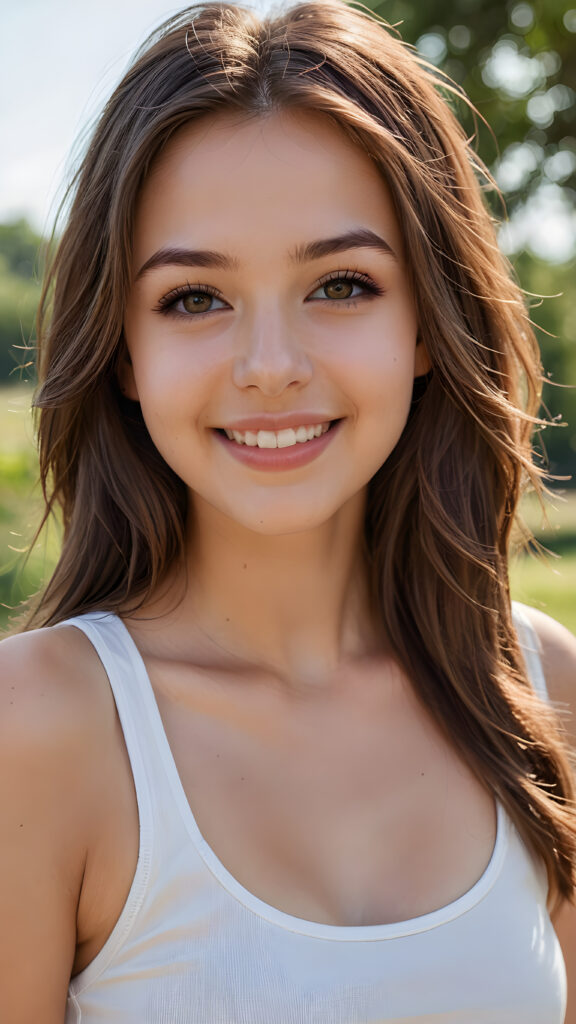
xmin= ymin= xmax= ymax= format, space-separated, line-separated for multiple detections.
xmin=122 ymin=109 xmax=426 ymax=536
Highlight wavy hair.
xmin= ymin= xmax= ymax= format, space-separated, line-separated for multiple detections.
xmin=28 ymin=0 xmax=576 ymax=902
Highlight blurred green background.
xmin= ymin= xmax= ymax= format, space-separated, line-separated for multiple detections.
xmin=1 ymin=0 xmax=575 ymax=634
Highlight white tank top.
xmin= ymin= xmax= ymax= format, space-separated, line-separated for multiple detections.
xmin=63 ymin=602 xmax=566 ymax=1023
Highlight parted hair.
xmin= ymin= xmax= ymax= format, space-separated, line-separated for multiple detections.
xmin=30 ymin=0 xmax=575 ymax=902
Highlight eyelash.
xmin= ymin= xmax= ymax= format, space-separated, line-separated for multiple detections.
xmin=153 ymin=269 xmax=386 ymax=319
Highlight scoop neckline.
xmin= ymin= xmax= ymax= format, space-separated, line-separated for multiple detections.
xmin=112 ymin=612 xmax=509 ymax=942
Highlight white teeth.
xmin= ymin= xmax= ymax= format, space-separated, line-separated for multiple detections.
xmin=223 ymin=422 xmax=332 ymax=448
xmin=257 ymin=430 xmax=278 ymax=448
xmin=277 ymin=428 xmax=297 ymax=448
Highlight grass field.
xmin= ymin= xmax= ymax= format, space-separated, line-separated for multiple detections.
xmin=1 ymin=384 xmax=575 ymax=634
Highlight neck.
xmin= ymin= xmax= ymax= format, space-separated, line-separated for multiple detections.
xmin=145 ymin=488 xmax=382 ymax=691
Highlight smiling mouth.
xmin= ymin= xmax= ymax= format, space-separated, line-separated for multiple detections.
xmin=217 ymin=421 xmax=337 ymax=449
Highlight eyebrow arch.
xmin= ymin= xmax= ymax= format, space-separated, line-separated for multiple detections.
xmin=135 ymin=228 xmax=398 ymax=280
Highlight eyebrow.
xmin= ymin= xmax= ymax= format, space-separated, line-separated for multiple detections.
xmin=135 ymin=228 xmax=398 ymax=280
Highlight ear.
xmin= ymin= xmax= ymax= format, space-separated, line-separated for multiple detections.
xmin=414 ymin=337 xmax=431 ymax=378
xmin=117 ymin=346 xmax=139 ymax=401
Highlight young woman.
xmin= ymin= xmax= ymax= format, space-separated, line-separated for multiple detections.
xmin=2 ymin=1 xmax=576 ymax=1021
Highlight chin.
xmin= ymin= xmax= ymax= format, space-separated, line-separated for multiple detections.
xmin=232 ymin=509 xmax=335 ymax=537
xmin=205 ymin=485 xmax=366 ymax=538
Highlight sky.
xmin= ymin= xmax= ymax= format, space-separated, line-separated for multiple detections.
xmin=0 ymin=0 xmax=264 ymax=233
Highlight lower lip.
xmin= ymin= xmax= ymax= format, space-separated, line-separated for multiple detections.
xmin=214 ymin=421 xmax=341 ymax=471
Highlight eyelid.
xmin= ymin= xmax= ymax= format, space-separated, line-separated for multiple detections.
xmin=314 ymin=268 xmax=377 ymax=287
xmin=153 ymin=281 xmax=227 ymax=313
xmin=309 ymin=268 xmax=385 ymax=298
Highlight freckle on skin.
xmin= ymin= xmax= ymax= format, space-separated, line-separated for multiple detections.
xmin=242 ymin=563 xmax=247 ymax=570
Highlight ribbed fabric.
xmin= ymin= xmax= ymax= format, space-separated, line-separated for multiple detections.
xmin=64 ymin=602 xmax=566 ymax=1023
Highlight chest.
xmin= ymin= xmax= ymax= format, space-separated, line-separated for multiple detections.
xmin=152 ymin=661 xmax=497 ymax=928
xmin=74 ymin=657 xmax=497 ymax=975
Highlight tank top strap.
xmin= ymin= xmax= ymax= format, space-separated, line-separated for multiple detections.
xmin=511 ymin=601 xmax=548 ymax=701
xmin=57 ymin=610 xmax=157 ymax=857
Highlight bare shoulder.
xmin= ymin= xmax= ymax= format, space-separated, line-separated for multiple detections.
xmin=0 ymin=622 xmax=118 ymax=860
xmin=0 ymin=622 xmax=111 ymax=725
xmin=516 ymin=603 xmax=576 ymax=739
xmin=0 ymin=625 xmax=118 ymax=1019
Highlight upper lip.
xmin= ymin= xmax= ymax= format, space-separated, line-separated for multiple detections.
xmin=219 ymin=413 xmax=338 ymax=432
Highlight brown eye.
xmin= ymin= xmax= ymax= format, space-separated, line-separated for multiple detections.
xmin=323 ymin=280 xmax=355 ymax=300
xmin=307 ymin=272 xmax=383 ymax=305
xmin=155 ymin=286 xmax=228 ymax=317
xmin=182 ymin=292 xmax=214 ymax=313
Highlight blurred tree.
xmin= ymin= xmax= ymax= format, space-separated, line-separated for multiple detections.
xmin=0 ymin=220 xmax=42 ymax=384
xmin=370 ymin=0 xmax=575 ymax=236
xmin=518 ymin=256 xmax=576 ymax=481
xmin=0 ymin=220 xmax=44 ymax=279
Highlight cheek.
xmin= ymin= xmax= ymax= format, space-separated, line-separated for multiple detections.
xmin=336 ymin=316 xmax=418 ymax=413
xmin=356 ymin=358 xmax=416 ymax=436
xmin=336 ymin=323 xmax=418 ymax=462
xmin=126 ymin=321 xmax=219 ymax=419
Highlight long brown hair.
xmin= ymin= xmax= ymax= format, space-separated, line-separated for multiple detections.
xmin=29 ymin=0 xmax=576 ymax=902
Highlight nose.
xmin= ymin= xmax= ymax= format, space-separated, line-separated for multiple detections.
xmin=232 ymin=312 xmax=313 ymax=397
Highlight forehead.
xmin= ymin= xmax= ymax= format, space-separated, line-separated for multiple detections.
xmin=132 ymin=109 xmax=405 ymax=265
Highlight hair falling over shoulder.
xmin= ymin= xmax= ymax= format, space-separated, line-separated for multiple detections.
xmin=26 ymin=0 xmax=576 ymax=902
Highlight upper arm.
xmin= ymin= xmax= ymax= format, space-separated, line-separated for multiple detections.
xmin=519 ymin=604 xmax=576 ymax=748
xmin=0 ymin=627 xmax=106 ymax=1023
xmin=519 ymin=605 xmax=576 ymax=1022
